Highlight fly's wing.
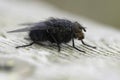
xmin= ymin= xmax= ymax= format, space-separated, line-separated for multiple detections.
xmin=18 ymin=22 xmax=40 ymax=26
xmin=7 ymin=22 xmax=52 ymax=33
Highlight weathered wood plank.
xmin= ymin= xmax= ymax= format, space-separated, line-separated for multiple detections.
xmin=0 ymin=0 xmax=120 ymax=80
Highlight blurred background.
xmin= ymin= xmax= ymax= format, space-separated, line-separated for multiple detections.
xmin=1 ymin=0 xmax=120 ymax=29
xmin=43 ymin=0 xmax=120 ymax=29
xmin=0 ymin=0 xmax=120 ymax=80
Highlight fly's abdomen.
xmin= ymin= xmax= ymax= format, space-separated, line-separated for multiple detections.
xmin=29 ymin=30 xmax=48 ymax=42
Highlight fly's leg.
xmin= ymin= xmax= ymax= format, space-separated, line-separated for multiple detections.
xmin=50 ymin=35 xmax=61 ymax=52
xmin=65 ymin=43 xmax=85 ymax=53
xmin=16 ymin=42 xmax=34 ymax=48
xmin=57 ymin=43 xmax=61 ymax=52
xmin=71 ymin=38 xmax=85 ymax=53
xmin=47 ymin=30 xmax=61 ymax=52
xmin=70 ymin=26 xmax=85 ymax=53
xmin=81 ymin=40 xmax=96 ymax=49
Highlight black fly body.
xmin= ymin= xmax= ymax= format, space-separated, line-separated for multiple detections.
xmin=8 ymin=18 xmax=96 ymax=52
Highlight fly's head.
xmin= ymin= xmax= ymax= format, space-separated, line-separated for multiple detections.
xmin=73 ymin=22 xmax=86 ymax=40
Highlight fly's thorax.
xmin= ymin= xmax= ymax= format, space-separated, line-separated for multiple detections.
xmin=29 ymin=30 xmax=48 ymax=41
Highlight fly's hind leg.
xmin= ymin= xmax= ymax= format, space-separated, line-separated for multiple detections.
xmin=16 ymin=42 xmax=34 ymax=48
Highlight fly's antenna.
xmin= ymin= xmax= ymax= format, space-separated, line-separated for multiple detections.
xmin=74 ymin=21 xmax=86 ymax=32
xmin=81 ymin=27 xmax=86 ymax=32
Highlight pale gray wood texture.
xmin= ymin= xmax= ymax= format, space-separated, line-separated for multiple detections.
xmin=0 ymin=0 xmax=120 ymax=80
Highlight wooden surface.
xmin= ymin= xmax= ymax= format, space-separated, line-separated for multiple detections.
xmin=0 ymin=0 xmax=120 ymax=80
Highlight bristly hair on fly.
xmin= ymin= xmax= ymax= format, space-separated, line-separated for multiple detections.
xmin=7 ymin=17 xmax=96 ymax=52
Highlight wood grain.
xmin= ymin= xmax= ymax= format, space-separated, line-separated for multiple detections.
xmin=0 ymin=0 xmax=120 ymax=80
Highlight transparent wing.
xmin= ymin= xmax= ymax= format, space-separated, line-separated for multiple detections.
xmin=7 ymin=22 xmax=52 ymax=33
xmin=18 ymin=22 xmax=37 ymax=26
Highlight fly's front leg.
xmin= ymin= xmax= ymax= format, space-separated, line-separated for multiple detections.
xmin=81 ymin=40 xmax=96 ymax=49
xmin=71 ymin=38 xmax=85 ymax=53
xmin=70 ymin=26 xmax=85 ymax=53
